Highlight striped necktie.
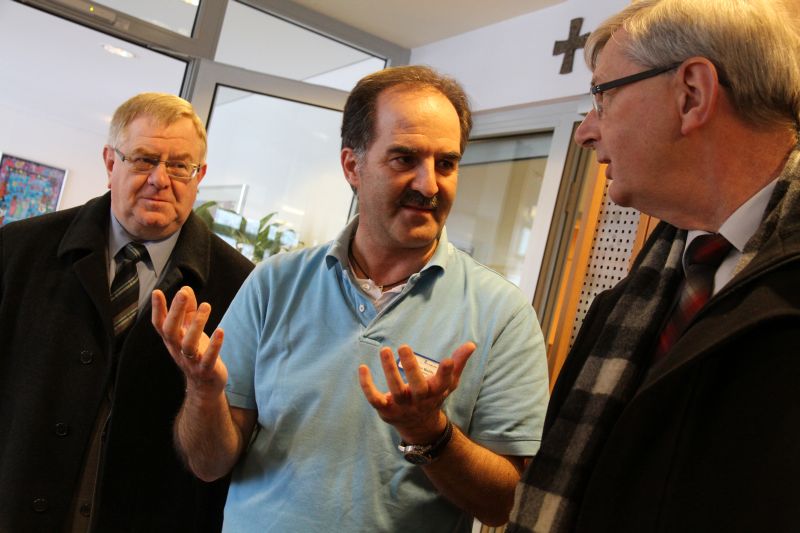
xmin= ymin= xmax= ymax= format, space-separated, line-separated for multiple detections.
xmin=110 ymin=242 xmax=148 ymax=341
xmin=654 ymin=233 xmax=733 ymax=360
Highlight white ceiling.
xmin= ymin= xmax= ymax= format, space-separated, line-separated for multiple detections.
xmin=288 ymin=0 xmax=566 ymax=48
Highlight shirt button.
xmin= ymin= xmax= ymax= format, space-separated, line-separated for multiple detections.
xmin=54 ymin=423 xmax=69 ymax=437
xmin=79 ymin=502 xmax=92 ymax=517
xmin=32 ymin=498 xmax=48 ymax=513
xmin=79 ymin=350 xmax=94 ymax=364
xmin=358 ymin=304 xmax=366 ymax=313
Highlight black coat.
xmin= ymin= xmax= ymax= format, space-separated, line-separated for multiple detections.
xmin=0 ymin=193 xmax=254 ymax=532
xmin=550 ymin=220 xmax=800 ymax=533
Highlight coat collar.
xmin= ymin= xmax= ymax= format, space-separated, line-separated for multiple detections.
xmin=639 ymin=223 xmax=800 ymax=392
xmin=57 ymin=193 xmax=110 ymax=259
xmin=57 ymin=191 xmax=212 ymax=288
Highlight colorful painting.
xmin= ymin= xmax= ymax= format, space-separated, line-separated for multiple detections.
xmin=0 ymin=153 xmax=67 ymax=226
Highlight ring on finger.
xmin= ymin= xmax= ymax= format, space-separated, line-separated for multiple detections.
xmin=180 ymin=349 xmax=197 ymax=360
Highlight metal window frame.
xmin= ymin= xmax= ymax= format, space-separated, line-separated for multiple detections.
xmin=188 ymin=58 xmax=350 ymax=127
xmin=532 ymin=122 xmax=595 ymax=335
xmin=15 ymin=0 xmax=227 ymax=59
xmin=15 ymin=0 xmax=409 ymax=66
xmin=238 ymin=0 xmax=409 ymax=66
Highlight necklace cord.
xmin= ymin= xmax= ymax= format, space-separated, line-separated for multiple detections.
xmin=348 ymin=242 xmax=411 ymax=291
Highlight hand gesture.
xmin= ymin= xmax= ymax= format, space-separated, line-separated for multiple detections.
xmin=152 ymin=286 xmax=228 ymax=398
xmin=358 ymin=342 xmax=475 ymax=443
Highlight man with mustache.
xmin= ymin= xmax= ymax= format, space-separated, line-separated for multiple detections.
xmin=153 ymin=65 xmax=549 ymax=531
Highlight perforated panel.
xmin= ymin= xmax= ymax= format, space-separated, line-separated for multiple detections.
xmin=570 ymin=182 xmax=640 ymax=346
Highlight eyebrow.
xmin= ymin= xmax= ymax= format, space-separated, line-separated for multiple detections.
xmin=131 ymin=148 xmax=195 ymax=161
xmin=589 ymin=65 xmax=607 ymax=87
xmin=386 ymin=144 xmax=462 ymax=161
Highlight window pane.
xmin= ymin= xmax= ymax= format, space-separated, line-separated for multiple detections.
xmin=95 ymin=0 xmax=200 ymax=37
xmin=0 ymin=1 xmax=186 ymax=213
xmin=447 ymin=134 xmax=552 ymax=286
xmin=216 ymin=1 xmax=386 ymax=92
xmin=202 ymin=86 xmax=351 ymax=255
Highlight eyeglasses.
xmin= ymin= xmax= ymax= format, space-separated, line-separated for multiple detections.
xmin=590 ymin=62 xmax=681 ymax=116
xmin=114 ymin=148 xmax=201 ymax=182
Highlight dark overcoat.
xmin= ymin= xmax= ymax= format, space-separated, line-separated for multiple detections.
xmin=0 ymin=193 xmax=254 ymax=532
xmin=549 ymin=220 xmax=800 ymax=532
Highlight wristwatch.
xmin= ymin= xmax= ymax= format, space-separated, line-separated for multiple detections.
xmin=397 ymin=418 xmax=454 ymax=465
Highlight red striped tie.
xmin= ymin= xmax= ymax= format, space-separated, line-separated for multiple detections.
xmin=654 ymin=234 xmax=733 ymax=360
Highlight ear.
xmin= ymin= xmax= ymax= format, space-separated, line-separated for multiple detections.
xmin=102 ymin=145 xmax=115 ymax=189
xmin=676 ymin=57 xmax=721 ymax=135
xmin=341 ymin=147 xmax=360 ymax=190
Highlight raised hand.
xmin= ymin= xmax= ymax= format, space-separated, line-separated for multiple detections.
xmin=358 ymin=342 xmax=475 ymax=443
xmin=152 ymin=286 xmax=228 ymax=398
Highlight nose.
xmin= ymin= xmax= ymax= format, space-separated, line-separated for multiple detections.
xmin=410 ymin=158 xmax=439 ymax=197
xmin=147 ymin=162 xmax=171 ymax=189
xmin=574 ymin=109 xmax=599 ymax=149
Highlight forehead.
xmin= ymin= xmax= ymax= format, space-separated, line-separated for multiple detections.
xmin=371 ymin=87 xmax=461 ymax=151
xmin=121 ymin=116 xmax=203 ymax=155
xmin=592 ymin=30 xmax=636 ymax=83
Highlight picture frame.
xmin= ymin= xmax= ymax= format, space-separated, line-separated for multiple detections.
xmin=194 ymin=183 xmax=248 ymax=214
xmin=0 ymin=152 xmax=68 ymax=226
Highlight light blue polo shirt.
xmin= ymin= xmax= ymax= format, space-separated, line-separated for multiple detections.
xmin=219 ymin=217 xmax=549 ymax=532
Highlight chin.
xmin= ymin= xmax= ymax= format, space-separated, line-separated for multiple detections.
xmin=133 ymin=218 xmax=179 ymax=239
xmin=607 ymin=183 xmax=633 ymax=208
xmin=399 ymin=228 xmax=440 ymax=248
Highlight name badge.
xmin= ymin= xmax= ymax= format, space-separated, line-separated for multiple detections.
xmin=397 ymin=351 xmax=440 ymax=379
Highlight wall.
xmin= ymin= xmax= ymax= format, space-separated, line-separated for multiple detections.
xmin=411 ymin=0 xmax=629 ymax=112
xmin=0 ymin=100 xmax=108 ymax=210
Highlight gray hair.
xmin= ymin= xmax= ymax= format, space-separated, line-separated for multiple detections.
xmin=108 ymin=92 xmax=208 ymax=161
xmin=586 ymin=0 xmax=800 ymax=132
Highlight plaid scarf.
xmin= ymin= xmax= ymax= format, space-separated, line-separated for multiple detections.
xmin=507 ymin=146 xmax=800 ymax=533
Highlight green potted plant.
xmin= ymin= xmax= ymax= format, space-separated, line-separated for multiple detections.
xmin=194 ymin=200 xmax=299 ymax=263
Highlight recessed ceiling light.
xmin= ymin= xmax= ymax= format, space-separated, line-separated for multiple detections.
xmin=102 ymin=44 xmax=135 ymax=59
xmin=183 ymin=0 xmax=199 ymax=6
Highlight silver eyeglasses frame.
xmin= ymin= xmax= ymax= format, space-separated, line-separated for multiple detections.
xmin=113 ymin=147 xmax=201 ymax=182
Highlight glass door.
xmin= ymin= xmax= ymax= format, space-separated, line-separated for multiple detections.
xmin=184 ymin=0 xmax=396 ymax=260
xmin=189 ymin=59 xmax=355 ymax=260
xmin=447 ymin=133 xmax=553 ymax=287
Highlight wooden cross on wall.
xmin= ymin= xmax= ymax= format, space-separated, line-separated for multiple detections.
xmin=553 ymin=17 xmax=590 ymax=74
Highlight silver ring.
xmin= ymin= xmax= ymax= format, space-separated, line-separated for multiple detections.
xmin=180 ymin=349 xmax=196 ymax=359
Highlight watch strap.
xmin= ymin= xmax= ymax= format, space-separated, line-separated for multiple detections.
xmin=398 ymin=417 xmax=454 ymax=464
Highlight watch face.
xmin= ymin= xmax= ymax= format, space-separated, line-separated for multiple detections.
xmin=403 ymin=451 xmax=432 ymax=465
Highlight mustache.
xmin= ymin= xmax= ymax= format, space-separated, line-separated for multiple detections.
xmin=398 ymin=190 xmax=439 ymax=209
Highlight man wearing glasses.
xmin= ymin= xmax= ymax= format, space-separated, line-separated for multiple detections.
xmin=0 ymin=93 xmax=253 ymax=531
xmin=509 ymin=1 xmax=800 ymax=532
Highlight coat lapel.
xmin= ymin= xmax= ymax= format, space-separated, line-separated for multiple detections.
xmin=57 ymin=193 xmax=114 ymax=337
xmin=638 ymin=232 xmax=800 ymax=392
